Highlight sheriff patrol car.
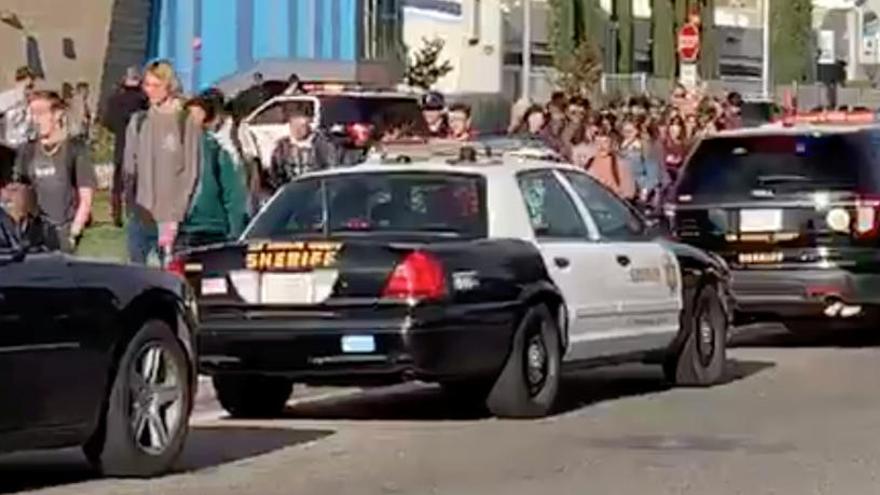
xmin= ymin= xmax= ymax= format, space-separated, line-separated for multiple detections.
xmin=177 ymin=150 xmax=733 ymax=419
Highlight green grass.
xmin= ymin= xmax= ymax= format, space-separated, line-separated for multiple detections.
xmin=77 ymin=190 xmax=126 ymax=261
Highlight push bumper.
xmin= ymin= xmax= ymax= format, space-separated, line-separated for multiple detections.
xmin=196 ymin=303 xmax=519 ymax=384
xmin=731 ymin=268 xmax=880 ymax=321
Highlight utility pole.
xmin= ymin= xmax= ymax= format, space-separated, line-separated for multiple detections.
xmin=762 ymin=0 xmax=771 ymax=99
xmin=521 ymin=0 xmax=532 ymax=102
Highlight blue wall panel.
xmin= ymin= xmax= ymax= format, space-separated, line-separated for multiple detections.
xmin=199 ymin=0 xmax=238 ymax=89
xmin=157 ymin=0 xmax=176 ymax=61
xmin=294 ymin=0 xmax=315 ymax=59
xmin=148 ymin=0 xmax=396 ymax=89
xmin=253 ymin=0 xmax=290 ymax=60
xmin=318 ymin=0 xmax=334 ymax=59
xmin=339 ymin=0 xmax=356 ymax=61
xmin=174 ymin=0 xmax=196 ymax=91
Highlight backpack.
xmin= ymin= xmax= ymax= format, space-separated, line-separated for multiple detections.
xmin=132 ymin=109 xmax=188 ymax=143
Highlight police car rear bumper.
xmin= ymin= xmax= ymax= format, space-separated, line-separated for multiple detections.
xmin=731 ymin=268 xmax=880 ymax=322
xmin=196 ymin=302 xmax=518 ymax=385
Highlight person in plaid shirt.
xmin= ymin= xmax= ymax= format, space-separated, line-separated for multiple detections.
xmin=265 ymin=103 xmax=339 ymax=192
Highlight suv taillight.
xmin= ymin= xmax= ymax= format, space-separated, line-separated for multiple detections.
xmin=382 ymin=251 xmax=446 ymax=301
xmin=855 ymin=196 xmax=880 ymax=238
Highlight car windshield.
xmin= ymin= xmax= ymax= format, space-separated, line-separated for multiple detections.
xmin=246 ymin=172 xmax=487 ymax=239
xmin=677 ymin=133 xmax=875 ymax=201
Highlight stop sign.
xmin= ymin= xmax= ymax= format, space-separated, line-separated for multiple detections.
xmin=678 ymin=23 xmax=700 ymax=63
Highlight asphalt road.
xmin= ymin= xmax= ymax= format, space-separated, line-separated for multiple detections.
xmin=5 ymin=324 xmax=880 ymax=495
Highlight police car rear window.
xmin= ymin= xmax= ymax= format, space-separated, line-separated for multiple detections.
xmin=247 ymin=173 xmax=487 ymax=239
xmin=677 ymin=133 xmax=876 ymax=201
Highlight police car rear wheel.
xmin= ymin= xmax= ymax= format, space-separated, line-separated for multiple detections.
xmin=665 ymin=285 xmax=727 ymax=387
xmin=486 ymin=304 xmax=560 ymax=419
xmin=213 ymin=375 xmax=293 ymax=418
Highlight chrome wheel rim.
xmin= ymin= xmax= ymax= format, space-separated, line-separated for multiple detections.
xmin=697 ymin=313 xmax=716 ymax=367
xmin=525 ymin=328 xmax=548 ymax=396
xmin=129 ymin=344 xmax=184 ymax=456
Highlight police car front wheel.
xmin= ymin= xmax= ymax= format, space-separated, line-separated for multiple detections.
xmin=665 ymin=285 xmax=728 ymax=387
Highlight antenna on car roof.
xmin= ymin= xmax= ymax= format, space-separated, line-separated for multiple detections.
xmin=458 ymin=146 xmax=477 ymax=163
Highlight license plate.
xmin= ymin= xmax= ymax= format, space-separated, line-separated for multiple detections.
xmin=740 ymin=209 xmax=783 ymax=232
xmin=341 ymin=335 xmax=376 ymax=353
xmin=200 ymin=277 xmax=228 ymax=295
xmin=260 ymin=270 xmax=338 ymax=305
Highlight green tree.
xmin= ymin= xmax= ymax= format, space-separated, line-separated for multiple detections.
xmin=549 ymin=0 xmax=577 ymax=65
xmin=555 ymin=38 xmax=604 ymax=97
xmin=674 ymin=0 xmax=689 ymax=29
xmin=615 ymin=0 xmax=634 ymax=73
xmin=404 ymin=37 xmax=453 ymax=90
xmin=652 ymin=0 xmax=676 ymax=79
xmin=771 ymin=0 xmax=813 ymax=84
xmin=698 ymin=0 xmax=718 ymax=80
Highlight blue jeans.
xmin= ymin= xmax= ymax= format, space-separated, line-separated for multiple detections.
xmin=126 ymin=210 xmax=160 ymax=265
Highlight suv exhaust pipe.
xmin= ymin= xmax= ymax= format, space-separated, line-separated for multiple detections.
xmin=823 ymin=298 xmax=863 ymax=318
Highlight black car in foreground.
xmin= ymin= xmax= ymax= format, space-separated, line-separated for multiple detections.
xmin=668 ymin=125 xmax=880 ymax=329
xmin=0 ymin=245 xmax=197 ymax=477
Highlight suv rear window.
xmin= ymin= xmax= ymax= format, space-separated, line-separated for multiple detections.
xmin=247 ymin=95 xmax=428 ymax=140
xmin=320 ymin=96 xmax=428 ymax=139
xmin=247 ymin=173 xmax=487 ymax=239
xmin=677 ymin=133 xmax=879 ymax=201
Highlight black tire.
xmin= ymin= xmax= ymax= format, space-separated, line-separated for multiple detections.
xmin=664 ymin=285 xmax=728 ymax=386
xmin=84 ymin=320 xmax=192 ymax=477
xmin=213 ymin=375 xmax=293 ymax=418
xmin=486 ymin=304 xmax=561 ymax=418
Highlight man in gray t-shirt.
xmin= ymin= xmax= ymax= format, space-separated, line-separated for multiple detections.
xmin=14 ymin=91 xmax=96 ymax=252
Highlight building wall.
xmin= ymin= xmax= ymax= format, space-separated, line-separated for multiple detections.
xmin=0 ymin=0 xmax=115 ymax=102
xmin=151 ymin=0 xmax=403 ymax=92
xmin=403 ymin=0 xmax=505 ymax=94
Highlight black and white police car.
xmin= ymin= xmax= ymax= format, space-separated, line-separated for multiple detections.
xmin=178 ymin=148 xmax=733 ymax=418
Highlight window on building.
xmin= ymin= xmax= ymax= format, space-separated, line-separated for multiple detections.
xmin=362 ymin=0 xmax=402 ymax=60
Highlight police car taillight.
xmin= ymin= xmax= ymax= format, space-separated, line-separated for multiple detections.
xmin=383 ymin=251 xmax=447 ymax=301
xmin=166 ymin=255 xmax=186 ymax=278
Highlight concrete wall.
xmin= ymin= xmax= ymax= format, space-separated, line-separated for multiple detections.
xmin=0 ymin=0 xmax=115 ymax=105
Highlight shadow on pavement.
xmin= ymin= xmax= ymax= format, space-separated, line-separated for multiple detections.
xmin=0 ymin=426 xmax=332 ymax=494
xmin=283 ymin=383 xmax=491 ymax=421
xmin=554 ymin=358 xmax=774 ymax=414
xmin=731 ymin=323 xmax=880 ymax=349
xmin=280 ymin=359 xmax=774 ymax=421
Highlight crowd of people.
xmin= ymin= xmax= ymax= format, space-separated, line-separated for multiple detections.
xmin=0 ymin=58 xmax=747 ymax=264
xmin=506 ymin=86 xmax=746 ymax=203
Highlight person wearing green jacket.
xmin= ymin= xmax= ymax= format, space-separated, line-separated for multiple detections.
xmin=176 ymin=90 xmax=248 ymax=251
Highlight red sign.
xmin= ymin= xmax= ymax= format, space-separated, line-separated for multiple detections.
xmin=678 ymin=23 xmax=700 ymax=63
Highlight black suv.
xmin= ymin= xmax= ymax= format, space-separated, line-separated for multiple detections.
xmin=668 ymin=126 xmax=880 ymax=329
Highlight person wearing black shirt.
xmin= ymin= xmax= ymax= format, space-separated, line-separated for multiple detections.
xmin=102 ymin=67 xmax=147 ymax=226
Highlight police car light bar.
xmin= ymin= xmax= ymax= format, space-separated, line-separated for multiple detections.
xmin=782 ymin=110 xmax=878 ymax=126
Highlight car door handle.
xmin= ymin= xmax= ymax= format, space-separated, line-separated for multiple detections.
xmin=554 ymin=257 xmax=570 ymax=269
xmin=616 ymin=255 xmax=631 ymax=267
